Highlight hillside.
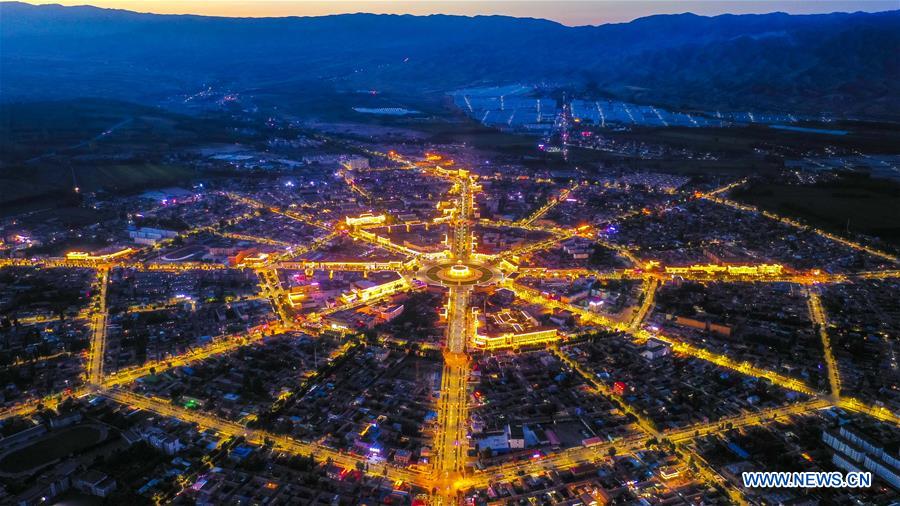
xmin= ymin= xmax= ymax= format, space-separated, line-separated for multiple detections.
xmin=1 ymin=2 xmax=898 ymax=115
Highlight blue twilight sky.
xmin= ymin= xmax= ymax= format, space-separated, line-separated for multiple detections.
xmin=22 ymin=1 xmax=900 ymax=26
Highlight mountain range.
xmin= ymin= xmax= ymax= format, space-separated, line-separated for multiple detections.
xmin=1 ymin=2 xmax=898 ymax=116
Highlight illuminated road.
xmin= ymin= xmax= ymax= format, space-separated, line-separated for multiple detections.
xmin=445 ymin=288 xmax=470 ymax=354
xmin=103 ymin=325 xmax=279 ymax=388
xmin=451 ymin=174 xmax=475 ymax=261
xmin=0 ymin=389 xmax=89 ymax=420
xmin=277 ymin=260 xmax=411 ymax=273
xmin=517 ymin=265 xmax=899 ymax=285
xmin=434 ymin=353 xmax=471 ymax=494
xmin=461 ymin=398 xmax=831 ymax=491
xmin=555 ymin=341 xmax=745 ymax=503
xmin=0 ymin=257 xmax=228 ymax=272
xmin=665 ymin=398 xmax=832 ymax=443
xmin=808 ymin=289 xmax=841 ymax=398
xmin=432 ymin=169 xmax=481 ymax=502
xmin=494 ymin=230 xmax=577 ymax=262
xmin=350 ymin=228 xmax=428 ymax=258
xmin=337 ymin=166 xmax=371 ymax=199
xmin=270 ymin=231 xmax=339 ymax=263
xmin=223 ymin=192 xmax=330 ymax=231
xmin=4 ymin=159 xmax=900 ymax=504
xmin=217 ymin=231 xmax=293 ymax=248
xmin=517 ymin=182 xmax=581 ymax=227
xmin=836 ymin=397 xmax=900 ymax=425
xmin=629 ymin=276 xmax=658 ymax=330
xmin=505 ymin=280 xmax=819 ymax=396
xmin=703 ymin=193 xmax=898 ymax=264
xmin=515 ymin=267 xmax=643 ymax=281
xmin=104 ymin=389 xmax=427 ymax=484
xmin=13 ymin=312 xmax=89 ymax=325
xmin=551 ymin=346 xmax=659 ymax=435
xmin=87 ymin=268 xmax=109 ymax=385
xmin=256 ymin=267 xmax=294 ymax=327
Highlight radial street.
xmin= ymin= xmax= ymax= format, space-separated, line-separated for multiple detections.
xmin=0 ymin=158 xmax=898 ymax=504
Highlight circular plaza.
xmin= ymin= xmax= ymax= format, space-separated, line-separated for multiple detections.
xmin=418 ymin=260 xmax=498 ymax=287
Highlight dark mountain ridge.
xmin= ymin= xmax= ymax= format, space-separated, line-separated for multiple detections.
xmin=1 ymin=2 xmax=898 ymax=116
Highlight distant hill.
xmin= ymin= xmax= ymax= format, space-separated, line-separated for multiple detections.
xmin=1 ymin=2 xmax=898 ymax=116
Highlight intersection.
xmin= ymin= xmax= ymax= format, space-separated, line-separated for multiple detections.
xmin=1 ymin=152 xmax=898 ymax=504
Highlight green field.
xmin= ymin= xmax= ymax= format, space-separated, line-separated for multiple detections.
xmin=733 ymin=177 xmax=900 ymax=246
xmin=0 ymin=425 xmax=105 ymax=474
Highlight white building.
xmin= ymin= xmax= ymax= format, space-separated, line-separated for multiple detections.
xmin=823 ymin=426 xmax=900 ymax=490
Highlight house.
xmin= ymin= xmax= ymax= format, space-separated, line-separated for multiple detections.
xmin=74 ymin=470 xmax=117 ymax=498
xmin=641 ymin=338 xmax=672 ymax=361
xmin=141 ymin=427 xmax=184 ymax=455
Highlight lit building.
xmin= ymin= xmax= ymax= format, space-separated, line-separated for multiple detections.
xmin=65 ymin=247 xmax=135 ymax=262
xmin=345 ymin=213 xmax=387 ymax=227
xmin=471 ymin=328 xmax=559 ymax=350
xmin=664 ymin=263 xmax=784 ymax=278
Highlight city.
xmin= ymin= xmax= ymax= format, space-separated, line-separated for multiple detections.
xmin=1 ymin=1 xmax=899 ymax=505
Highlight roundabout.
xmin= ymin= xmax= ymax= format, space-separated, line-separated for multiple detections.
xmin=418 ymin=259 xmax=499 ymax=287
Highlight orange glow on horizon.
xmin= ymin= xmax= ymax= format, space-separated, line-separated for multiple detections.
xmin=17 ymin=1 xmax=899 ymax=27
